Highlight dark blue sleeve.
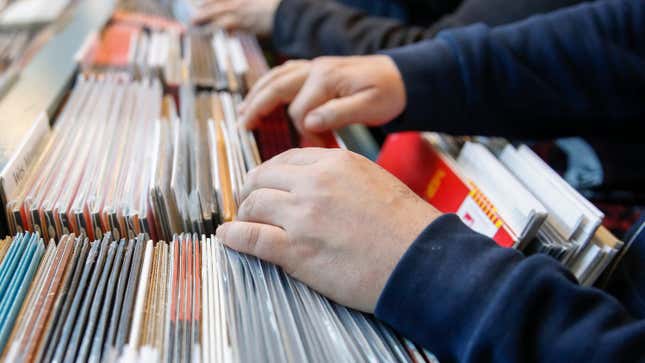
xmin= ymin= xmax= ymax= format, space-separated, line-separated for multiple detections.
xmin=375 ymin=214 xmax=645 ymax=362
xmin=382 ymin=0 xmax=645 ymax=139
xmin=271 ymin=0 xmax=586 ymax=59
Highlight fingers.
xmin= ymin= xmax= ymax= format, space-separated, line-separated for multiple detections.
xmin=287 ymin=68 xmax=335 ymax=134
xmin=303 ymin=89 xmax=379 ymax=132
xmin=264 ymin=147 xmax=332 ymax=167
xmin=237 ymin=188 xmax=293 ymax=227
xmin=192 ymin=1 xmax=239 ymax=25
xmin=239 ymin=62 xmax=310 ymax=129
xmin=216 ymin=221 xmax=290 ymax=267
xmin=241 ymin=164 xmax=299 ymax=201
xmin=242 ymin=60 xmax=308 ymax=109
xmin=213 ymin=14 xmax=240 ymax=30
xmin=239 ymin=148 xmax=334 ymax=201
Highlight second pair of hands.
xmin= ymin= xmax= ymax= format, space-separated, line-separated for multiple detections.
xmin=192 ymin=0 xmax=408 ymax=142
xmin=216 ymin=52 xmax=436 ymax=313
xmin=192 ymin=0 xmax=281 ymax=36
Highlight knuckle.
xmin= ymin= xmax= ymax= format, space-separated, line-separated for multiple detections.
xmin=284 ymin=59 xmax=304 ymax=67
xmin=287 ymin=106 xmax=304 ymax=127
xmin=312 ymin=57 xmax=335 ymax=75
xmin=278 ymin=148 xmax=302 ymax=162
xmin=271 ymin=80 xmax=288 ymax=95
xmin=266 ymin=83 xmax=281 ymax=99
xmin=245 ymin=167 xmax=259 ymax=187
xmin=239 ymin=190 xmax=260 ymax=219
xmin=242 ymin=224 xmax=261 ymax=254
xmin=302 ymin=202 xmax=321 ymax=220
xmin=266 ymin=67 xmax=283 ymax=79
xmin=334 ymin=149 xmax=356 ymax=164
xmin=315 ymin=104 xmax=335 ymax=123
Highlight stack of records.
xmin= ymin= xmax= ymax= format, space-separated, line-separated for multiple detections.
xmin=378 ymin=132 xmax=623 ymax=286
xmin=2 ymin=72 xmax=267 ymax=243
xmin=5 ymin=74 xmax=163 ymax=242
xmin=0 ymin=232 xmax=45 ymax=354
xmin=499 ymin=144 xmax=622 ymax=285
xmin=0 ymin=232 xmax=439 ymax=363
xmin=3 ymin=9 xmax=298 ymax=242
xmin=78 ymin=19 xmax=184 ymax=86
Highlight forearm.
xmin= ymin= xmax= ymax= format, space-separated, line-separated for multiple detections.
xmin=383 ymin=0 xmax=645 ymax=138
xmin=375 ymin=214 xmax=645 ymax=362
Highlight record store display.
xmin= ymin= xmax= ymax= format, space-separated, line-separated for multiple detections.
xmin=0 ymin=2 xmax=440 ymax=362
xmin=378 ymin=133 xmax=623 ymax=287
xmin=0 ymin=232 xmax=438 ymax=363
xmin=3 ymin=17 xmax=282 ymax=243
xmin=0 ymin=0 xmax=627 ymax=362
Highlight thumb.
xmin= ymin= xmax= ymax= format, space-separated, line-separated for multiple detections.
xmin=303 ymin=90 xmax=378 ymax=132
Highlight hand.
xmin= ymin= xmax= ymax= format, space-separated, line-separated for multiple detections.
xmin=216 ymin=148 xmax=440 ymax=312
xmin=238 ymin=56 xmax=407 ymax=144
xmin=192 ymin=0 xmax=281 ymax=37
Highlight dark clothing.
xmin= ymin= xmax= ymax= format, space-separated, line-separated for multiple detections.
xmin=272 ymin=0 xmax=589 ymax=58
xmin=382 ymin=0 xmax=644 ymax=139
xmin=333 ymin=0 xmax=410 ymax=22
xmin=375 ymin=214 xmax=645 ymax=362
xmin=372 ymin=2 xmax=645 ymax=361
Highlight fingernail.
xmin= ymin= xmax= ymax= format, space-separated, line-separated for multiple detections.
xmin=304 ymin=113 xmax=323 ymax=129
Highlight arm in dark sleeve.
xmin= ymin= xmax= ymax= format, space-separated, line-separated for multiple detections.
xmin=382 ymin=0 xmax=645 ymax=139
xmin=375 ymin=214 xmax=645 ymax=362
xmin=272 ymin=0 xmax=443 ymax=58
xmin=272 ymin=0 xmax=588 ymax=59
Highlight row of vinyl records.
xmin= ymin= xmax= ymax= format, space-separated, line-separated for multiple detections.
xmin=0 ymin=10 xmax=624 ymax=288
xmin=76 ymin=13 xmax=266 ymax=92
xmin=3 ymin=75 xmax=261 ymax=242
xmin=0 ymin=232 xmax=438 ymax=363
xmin=378 ymin=132 xmax=624 ymax=286
xmin=2 ymin=24 xmax=294 ymax=243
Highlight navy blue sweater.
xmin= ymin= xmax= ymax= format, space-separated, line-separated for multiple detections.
xmin=375 ymin=1 xmax=645 ymax=361
xmin=376 ymin=215 xmax=645 ymax=362
xmin=272 ymin=0 xmax=589 ymax=58
xmin=382 ymin=0 xmax=644 ymax=139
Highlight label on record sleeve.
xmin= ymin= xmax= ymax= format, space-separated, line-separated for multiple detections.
xmin=456 ymin=196 xmax=499 ymax=238
xmin=0 ymin=112 xmax=50 ymax=202
xmin=378 ymin=132 xmax=516 ymax=248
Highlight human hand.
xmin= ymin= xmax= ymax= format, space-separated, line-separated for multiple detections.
xmin=238 ymin=56 xmax=407 ymax=144
xmin=192 ymin=0 xmax=281 ymax=37
xmin=216 ymin=148 xmax=440 ymax=312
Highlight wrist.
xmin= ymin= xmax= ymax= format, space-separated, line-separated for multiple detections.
xmin=379 ymin=54 xmax=407 ymax=126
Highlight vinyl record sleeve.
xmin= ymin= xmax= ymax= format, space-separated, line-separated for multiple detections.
xmin=76 ymin=241 xmax=118 ymax=363
xmin=103 ymin=238 xmax=134 ymax=360
xmin=62 ymin=237 xmax=110 ymax=363
xmin=41 ymin=238 xmax=90 ymax=363
xmin=115 ymin=235 xmax=145 ymax=352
